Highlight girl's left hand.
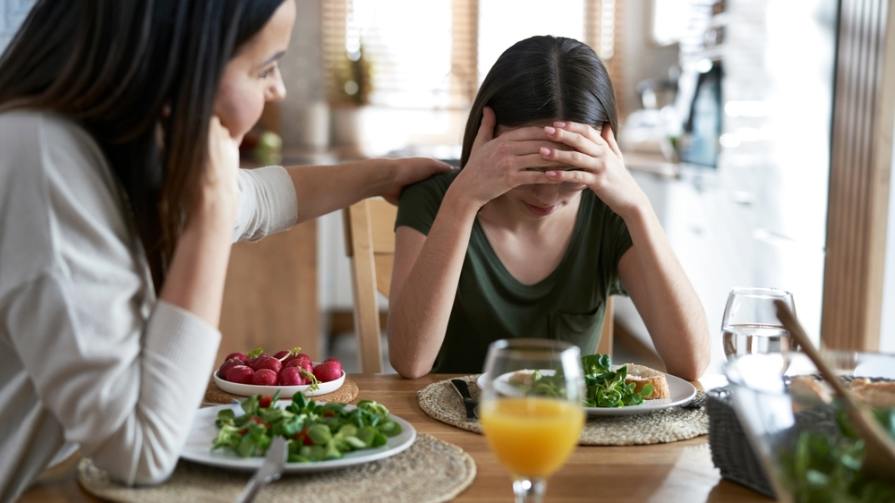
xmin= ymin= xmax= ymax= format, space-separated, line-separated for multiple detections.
xmin=538 ymin=122 xmax=649 ymax=220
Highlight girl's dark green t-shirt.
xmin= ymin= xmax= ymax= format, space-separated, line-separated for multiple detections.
xmin=395 ymin=171 xmax=633 ymax=374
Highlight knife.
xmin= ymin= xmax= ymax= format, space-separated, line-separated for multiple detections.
xmin=450 ymin=379 xmax=479 ymax=420
xmin=235 ymin=436 xmax=287 ymax=503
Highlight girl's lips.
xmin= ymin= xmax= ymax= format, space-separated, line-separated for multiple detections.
xmin=524 ymin=202 xmax=557 ymax=216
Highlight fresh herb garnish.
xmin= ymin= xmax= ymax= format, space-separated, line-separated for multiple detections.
xmin=212 ymin=392 xmax=401 ymax=462
xmin=581 ymin=354 xmax=654 ymax=407
xmin=512 ymin=354 xmax=654 ymax=408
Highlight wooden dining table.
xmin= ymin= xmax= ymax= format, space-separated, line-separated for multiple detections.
xmin=21 ymin=374 xmax=769 ymax=502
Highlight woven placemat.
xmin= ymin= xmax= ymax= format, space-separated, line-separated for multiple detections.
xmin=77 ymin=433 xmax=475 ymax=503
xmin=418 ymin=375 xmax=708 ymax=446
xmin=203 ymin=377 xmax=360 ymax=405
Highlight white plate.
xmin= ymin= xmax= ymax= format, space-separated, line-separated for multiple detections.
xmin=476 ymin=369 xmax=698 ymax=416
xmin=213 ymin=369 xmax=345 ymax=398
xmin=181 ymin=402 xmax=417 ymax=473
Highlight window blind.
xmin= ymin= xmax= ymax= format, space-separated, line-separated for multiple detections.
xmin=322 ymin=0 xmax=621 ymax=110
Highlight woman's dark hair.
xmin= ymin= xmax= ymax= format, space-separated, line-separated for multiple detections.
xmin=0 ymin=0 xmax=285 ymax=286
xmin=460 ymin=35 xmax=617 ymax=167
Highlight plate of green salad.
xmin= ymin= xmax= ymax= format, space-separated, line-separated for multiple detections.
xmin=180 ymin=393 xmax=416 ymax=473
xmin=477 ymin=354 xmax=697 ymax=416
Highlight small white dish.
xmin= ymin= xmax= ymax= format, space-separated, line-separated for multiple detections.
xmin=476 ymin=369 xmax=698 ymax=416
xmin=181 ymin=403 xmax=416 ymax=473
xmin=213 ymin=369 xmax=345 ymax=398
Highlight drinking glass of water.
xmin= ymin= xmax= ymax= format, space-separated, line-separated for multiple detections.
xmin=721 ymin=287 xmax=795 ymax=361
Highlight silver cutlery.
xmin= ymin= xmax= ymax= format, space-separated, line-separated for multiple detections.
xmin=450 ymin=378 xmax=478 ymax=420
xmin=235 ymin=436 xmax=287 ymax=503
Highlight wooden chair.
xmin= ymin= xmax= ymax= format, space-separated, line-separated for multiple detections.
xmin=343 ymin=197 xmax=614 ymax=372
xmin=343 ymin=198 xmax=397 ymax=373
xmin=599 ymin=297 xmax=614 ymax=356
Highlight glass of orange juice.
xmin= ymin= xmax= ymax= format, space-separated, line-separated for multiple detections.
xmin=479 ymin=339 xmax=585 ymax=503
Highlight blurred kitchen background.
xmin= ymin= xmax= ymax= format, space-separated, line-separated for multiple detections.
xmin=3 ymin=0 xmax=894 ymax=374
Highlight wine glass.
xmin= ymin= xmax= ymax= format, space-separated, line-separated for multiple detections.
xmin=722 ymin=287 xmax=796 ymax=362
xmin=479 ymin=338 xmax=585 ymax=503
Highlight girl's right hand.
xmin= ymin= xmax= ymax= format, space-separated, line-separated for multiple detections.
xmin=451 ymin=107 xmax=563 ymax=209
xmin=192 ymin=116 xmax=240 ymax=229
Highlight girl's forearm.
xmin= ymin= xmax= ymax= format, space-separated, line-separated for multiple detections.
xmin=623 ymin=205 xmax=710 ymax=379
xmin=388 ymin=189 xmax=479 ymax=378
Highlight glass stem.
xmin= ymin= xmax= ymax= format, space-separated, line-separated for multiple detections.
xmin=512 ymin=477 xmax=546 ymax=503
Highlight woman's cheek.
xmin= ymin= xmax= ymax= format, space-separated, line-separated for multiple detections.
xmin=214 ymin=80 xmax=265 ymax=139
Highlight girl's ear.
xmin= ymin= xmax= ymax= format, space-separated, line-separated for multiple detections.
xmin=601 ymin=123 xmax=622 ymax=157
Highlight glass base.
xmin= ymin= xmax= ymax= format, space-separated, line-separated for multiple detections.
xmin=512 ymin=477 xmax=546 ymax=503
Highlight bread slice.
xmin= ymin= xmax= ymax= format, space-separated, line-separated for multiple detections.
xmin=790 ymin=375 xmax=833 ymax=404
xmin=622 ymin=363 xmax=670 ymax=400
xmin=849 ymin=378 xmax=895 ymax=408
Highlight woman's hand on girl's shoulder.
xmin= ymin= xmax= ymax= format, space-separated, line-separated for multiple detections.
xmin=538 ymin=122 xmax=650 ymax=220
xmin=381 ymin=157 xmax=453 ymax=204
xmin=451 ymin=107 xmax=564 ymax=210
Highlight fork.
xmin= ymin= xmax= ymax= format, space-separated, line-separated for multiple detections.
xmin=235 ymin=436 xmax=287 ymax=503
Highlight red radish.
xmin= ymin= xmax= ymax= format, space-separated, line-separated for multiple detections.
xmin=283 ymin=352 xmax=311 ymax=367
xmin=224 ymin=352 xmax=248 ymax=363
xmin=297 ymin=361 xmax=314 ymax=373
xmin=324 ymin=358 xmax=343 ymax=373
xmin=224 ymin=365 xmax=254 ymax=384
xmin=218 ymin=358 xmax=243 ymax=377
xmin=250 ymin=355 xmax=282 ymax=373
xmin=324 ymin=357 xmax=343 ymax=368
xmin=313 ymin=361 xmax=343 ymax=383
xmin=278 ymin=367 xmax=304 ymax=386
xmin=284 ymin=358 xmax=312 ymax=374
xmin=259 ymin=395 xmax=272 ymax=408
xmin=275 ymin=347 xmax=302 ymax=362
xmin=252 ymin=368 xmax=278 ymax=386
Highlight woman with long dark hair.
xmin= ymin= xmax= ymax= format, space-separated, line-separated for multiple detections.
xmin=0 ymin=1 xmax=446 ymax=498
xmin=388 ymin=36 xmax=710 ymax=379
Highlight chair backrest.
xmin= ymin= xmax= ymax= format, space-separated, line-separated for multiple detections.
xmin=598 ymin=297 xmax=614 ymax=356
xmin=343 ymin=197 xmax=614 ymax=371
xmin=343 ymin=198 xmax=397 ymax=373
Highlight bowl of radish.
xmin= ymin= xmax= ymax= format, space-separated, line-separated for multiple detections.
xmin=213 ymin=347 xmax=345 ymax=398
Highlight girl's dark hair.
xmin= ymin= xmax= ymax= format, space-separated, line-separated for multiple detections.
xmin=460 ymin=35 xmax=617 ymax=167
xmin=0 ymin=0 xmax=284 ymax=286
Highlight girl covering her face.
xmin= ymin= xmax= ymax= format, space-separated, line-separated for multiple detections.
xmin=388 ymin=36 xmax=710 ymax=381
